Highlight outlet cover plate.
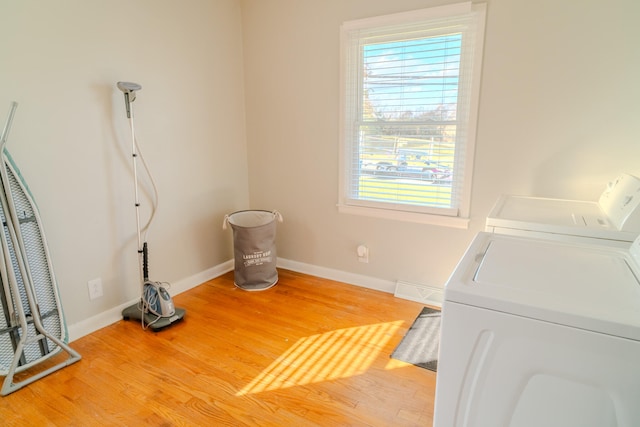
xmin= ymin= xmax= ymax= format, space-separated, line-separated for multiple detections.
xmin=88 ymin=278 xmax=103 ymax=300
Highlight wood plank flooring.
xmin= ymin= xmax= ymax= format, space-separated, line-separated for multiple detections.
xmin=0 ymin=269 xmax=437 ymax=426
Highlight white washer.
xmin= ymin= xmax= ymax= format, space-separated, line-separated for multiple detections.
xmin=433 ymin=232 xmax=640 ymax=427
xmin=486 ymin=173 xmax=640 ymax=245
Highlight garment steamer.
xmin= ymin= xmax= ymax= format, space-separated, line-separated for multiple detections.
xmin=117 ymin=82 xmax=185 ymax=331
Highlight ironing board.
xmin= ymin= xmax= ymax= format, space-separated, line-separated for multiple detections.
xmin=0 ymin=102 xmax=80 ymax=395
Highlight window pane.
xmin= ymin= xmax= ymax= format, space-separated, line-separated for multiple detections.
xmin=352 ymin=34 xmax=461 ymax=209
xmin=363 ymin=34 xmax=461 ymax=122
xmin=355 ymin=124 xmax=456 ymax=208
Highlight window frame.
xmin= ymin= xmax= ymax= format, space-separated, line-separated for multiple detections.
xmin=338 ymin=2 xmax=486 ymax=228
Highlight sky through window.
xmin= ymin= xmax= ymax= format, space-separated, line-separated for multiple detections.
xmin=363 ymin=34 xmax=462 ymax=121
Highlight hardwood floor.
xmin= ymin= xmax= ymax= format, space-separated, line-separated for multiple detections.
xmin=1 ymin=269 xmax=437 ymax=426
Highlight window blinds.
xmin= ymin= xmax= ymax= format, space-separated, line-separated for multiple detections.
xmin=340 ymin=3 xmax=484 ymax=218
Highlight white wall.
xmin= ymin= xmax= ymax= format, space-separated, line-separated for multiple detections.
xmin=241 ymin=0 xmax=640 ymax=289
xmin=0 ymin=0 xmax=249 ymax=331
xmin=1 ymin=0 xmax=639 ymax=337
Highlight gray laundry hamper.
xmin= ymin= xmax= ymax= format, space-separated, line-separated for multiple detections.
xmin=223 ymin=210 xmax=283 ymax=291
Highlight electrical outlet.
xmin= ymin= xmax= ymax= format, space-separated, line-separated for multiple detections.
xmin=357 ymin=245 xmax=369 ymax=263
xmin=88 ymin=278 xmax=103 ymax=300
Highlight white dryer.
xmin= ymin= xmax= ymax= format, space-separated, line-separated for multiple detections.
xmin=486 ymin=173 xmax=640 ymax=245
xmin=433 ymin=232 xmax=640 ymax=427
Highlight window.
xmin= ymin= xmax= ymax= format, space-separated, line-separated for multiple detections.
xmin=339 ymin=2 xmax=486 ymax=227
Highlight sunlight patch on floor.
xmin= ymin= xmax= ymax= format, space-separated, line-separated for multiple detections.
xmin=384 ymin=357 xmax=413 ymax=370
xmin=236 ymin=321 xmax=404 ymax=395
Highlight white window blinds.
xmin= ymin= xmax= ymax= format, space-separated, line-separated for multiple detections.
xmin=339 ymin=3 xmax=486 ymax=222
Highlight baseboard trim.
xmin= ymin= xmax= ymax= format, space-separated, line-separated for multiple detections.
xmin=67 ymin=260 xmax=234 ymax=341
xmin=276 ymin=258 xmax=396 ymax=294
xmin=68 ymin=258 xmax=419 ymax=342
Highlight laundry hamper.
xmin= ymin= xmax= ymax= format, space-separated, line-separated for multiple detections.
xmin=223 ymin=210 xmax=283 ymax=291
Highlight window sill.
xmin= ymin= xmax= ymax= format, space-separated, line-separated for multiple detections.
xmin=337 ymin=204 xmax=470 ymax=229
